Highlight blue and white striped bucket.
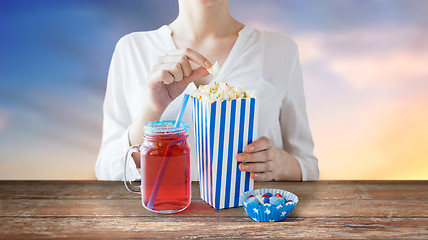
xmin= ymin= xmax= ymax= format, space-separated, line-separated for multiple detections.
xmin=192 ymin=97 xmax=258 ymax=209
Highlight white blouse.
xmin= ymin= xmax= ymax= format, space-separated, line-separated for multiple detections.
xmin=95 ymin=25 xmax=319 ymax=181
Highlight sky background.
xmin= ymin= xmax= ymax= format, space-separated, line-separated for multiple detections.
xmin=0 ymin=0 xmax=427 ymax=180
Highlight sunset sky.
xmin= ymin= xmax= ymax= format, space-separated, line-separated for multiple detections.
xmin=0 ymin=0 xmax=427 ymax=180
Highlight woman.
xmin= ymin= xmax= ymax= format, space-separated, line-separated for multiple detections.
xmin=96 ymin=0 xmax=319 ymax=181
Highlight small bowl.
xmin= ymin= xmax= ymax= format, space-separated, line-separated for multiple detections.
xmin=239 ymin=188 xmax=298 ymax=222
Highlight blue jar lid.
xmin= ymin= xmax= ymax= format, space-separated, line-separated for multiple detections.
xmin=143 ymin=120 xmax=189 ymax=134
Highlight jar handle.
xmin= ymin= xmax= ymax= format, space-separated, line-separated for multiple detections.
xmin=123 ymin=145 xmax=141 ymax=193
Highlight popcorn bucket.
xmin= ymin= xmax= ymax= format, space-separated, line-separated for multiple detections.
xmin=192 ymin=96 xmax=258 ymax=209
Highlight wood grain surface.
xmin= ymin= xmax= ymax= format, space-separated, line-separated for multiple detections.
xmin=0 ymin=181 xmax=427 ymax=239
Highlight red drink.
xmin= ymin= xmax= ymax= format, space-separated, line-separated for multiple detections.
xmin=140 ymin=121 xmax=191 ymax=213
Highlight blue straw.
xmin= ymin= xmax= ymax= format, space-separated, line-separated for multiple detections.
xmin=147 ymin=93 xmax=190 ymax=210
xmin=175 ymin=94 xmax=190 ymax=127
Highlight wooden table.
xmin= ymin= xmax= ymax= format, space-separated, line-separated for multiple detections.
xmin=0 ymin=181 xmax=427 ymax=239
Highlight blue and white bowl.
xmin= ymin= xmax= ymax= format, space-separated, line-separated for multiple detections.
xmin=240 ymin=188 xmax=298 ymax=222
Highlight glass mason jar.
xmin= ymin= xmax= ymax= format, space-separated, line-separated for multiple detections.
xmin=124 ymin=120 xmax=191 ymax=214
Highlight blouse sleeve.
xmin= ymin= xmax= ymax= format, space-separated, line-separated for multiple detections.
xmin=280 ymin=42 xmax=319 ymax=181
xmin=95 ymin=37 xmax=141 ymax=181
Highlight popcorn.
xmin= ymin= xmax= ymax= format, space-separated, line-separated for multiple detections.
xmin=192 ymin=82 xmax=258 ymax=103
xmin=207 ymin=61 xmax=220 ymax=76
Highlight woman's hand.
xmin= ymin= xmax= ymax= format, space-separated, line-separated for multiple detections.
xmin=237 ymin=136 xmax=303 ymax=181
xmin=146 ymin=48 xmax=211 ymax=113
xmin=129 ymin=48 xmax=211 ymax=149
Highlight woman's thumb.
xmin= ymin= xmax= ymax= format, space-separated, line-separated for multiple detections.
xmin=183 ymin=67 xmax=210 ymax=84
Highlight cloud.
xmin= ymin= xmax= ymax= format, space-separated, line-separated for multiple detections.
xmin=313 ymin=92 xmax=428 ymax=180
xmin=0 ymin=86 xmax=102 ymax=151
xmin=0 ymin=139 xmax=98 ymax=180
xmin=0 ymin=115 xmax=7 ymax=130
xmin=371 ymin=94 xmax=428 ymax=179
xmin=295 ymin=24 xmax=428 ymax=180
xmin=294 ymin=37 xmax=323 ymax=64
xmin=294 ymin=25 xmax=428 ymax=89
xmin=329 ymin=50 xmax=428 ymax=89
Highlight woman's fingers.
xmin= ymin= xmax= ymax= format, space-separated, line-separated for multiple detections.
xmin=239 ymin=160 xmax=273 ymax=173
xmin=170 ymin=63 xmax=184 ymax=82
xmin=246 ymin=136 xmax=272 ymax=152
xmin=151 ymin=65 xmax=209 ymax=86
xmin=236 ymin=137 xmax=274 ymax=163
xmin=152 ymin=47 xmax=210 ymax=84
xmin=251 ymin=171 xmax=274 ymax=181
xmin=158 ymin=48 xmax=211 ymax=69
xmin=236 ymin=149 xmax=274 ymax=163
xmin=151 ymin=63 xmax=183 ymax=83
xmin=236 ymin=136 xmax=278 ymax=181
xmin=156 ymin=54 xmax=192 ymax=77
xmin=175 ymin=48 xmax=212 ymax=68
xmin=178 ymin=55 xmax=192 ymax=77
xmin=157 ymin=69 xmax=174 ymax=84
xmin=162 ymin=48 xmax=211 ymax=68
xmin=146 ymin=48 xmax=211 ymax=112
xmin=182 ymin=67 xmax=209 ymax=84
